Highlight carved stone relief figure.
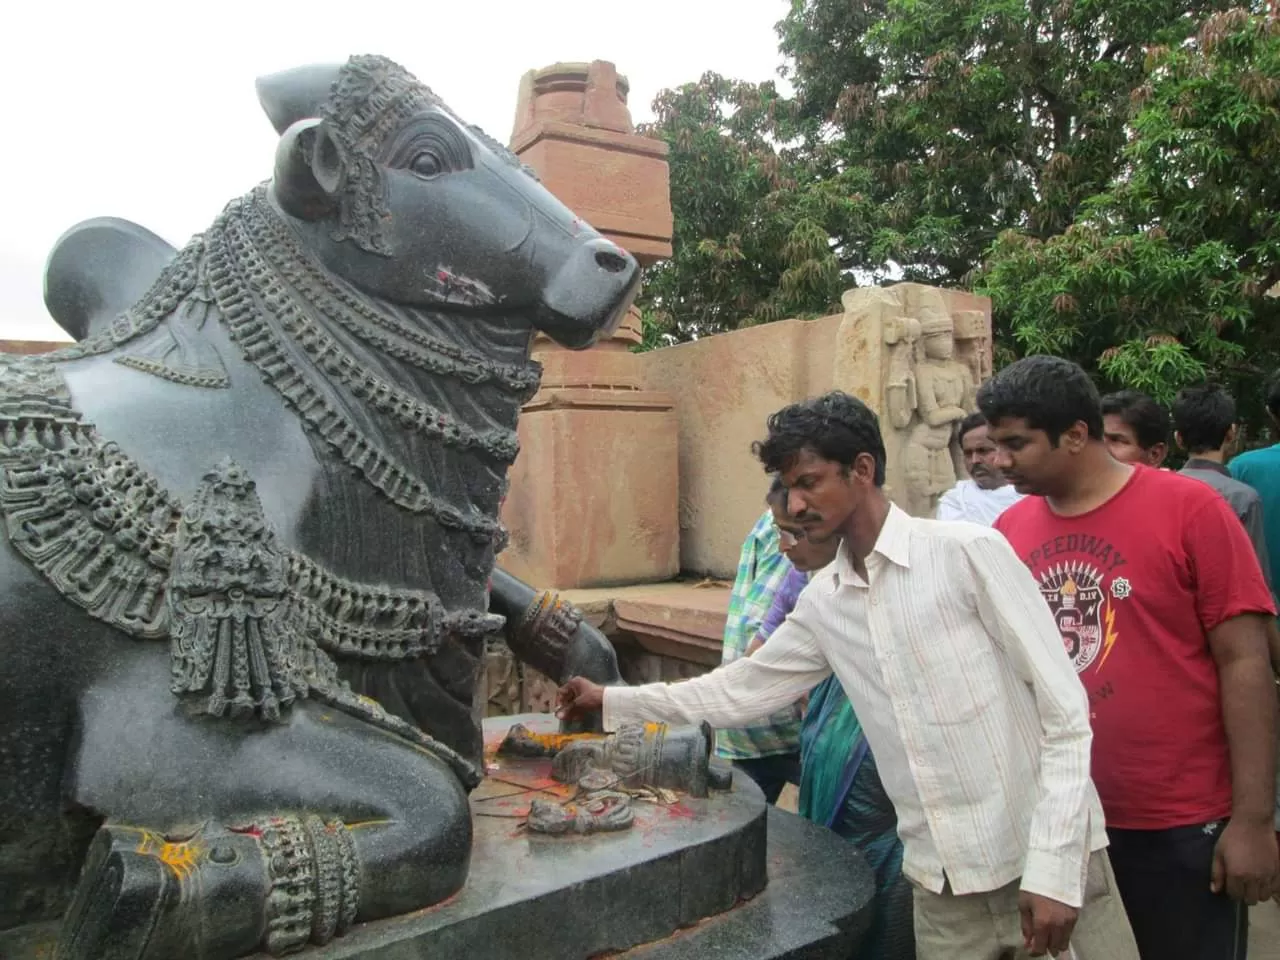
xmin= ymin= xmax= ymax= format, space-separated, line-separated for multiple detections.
xmin=903 ymin=314 xmax=976 ymax=516
xmin=949 ymin=308 xmax=993 ymax=480
xmin=953 ymin=310 xmax=993 ymax=387
xmin=883 ymin=315 xmax=922 ymax=435
xmin=839 ymin=283 xmax=990 ymax=517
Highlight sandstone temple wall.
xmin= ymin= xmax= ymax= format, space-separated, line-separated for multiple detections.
xmin=637 ymin=283 xmax=993 ymax=579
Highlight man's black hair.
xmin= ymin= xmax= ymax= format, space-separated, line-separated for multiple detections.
xmin=1100 ymin=389 xmax=1170 ymax=450
xmin=1265 ymin=371 xmax=1280 ymax=421
xmin=976 ymin=355 xmax=1104 ymax=443
xmin=753 ymin=391 xmax=887 ymax=486
xmin=957 ymin=411 xmax=988 ymax=445
xmin=1172 ymin=383 xmax=1236 ymax=454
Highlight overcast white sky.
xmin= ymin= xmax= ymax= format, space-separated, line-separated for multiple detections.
xmin=0 ymin=0 xmax=789 ymax=342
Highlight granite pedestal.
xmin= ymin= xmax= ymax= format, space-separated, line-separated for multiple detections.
xmin=289 ymin=714 xmax=874 ymax=959
xmin=1 ymin=715 xmax=874 ymax=959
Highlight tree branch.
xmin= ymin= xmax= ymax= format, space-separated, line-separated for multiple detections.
xmin=1100 ymin=41 xmax=1135 ymax=62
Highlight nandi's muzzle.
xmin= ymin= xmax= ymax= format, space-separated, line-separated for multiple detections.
xmin=535 ymin=236 xmax=639 ymax=350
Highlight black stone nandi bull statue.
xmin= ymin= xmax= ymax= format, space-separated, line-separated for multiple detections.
xmin=0 ymin=55 xmax=636 ymax=959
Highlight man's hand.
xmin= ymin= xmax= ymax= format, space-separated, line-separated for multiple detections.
xmin=1018 ymin=891 xmax=1078 ymax=957
xmin=1211 ymin=817 xmax=1279 ymax=904
xmin=745 ymin=636 xmax=765 ymax=658
xmin=556 ymin=676 xmax=605 ymax=721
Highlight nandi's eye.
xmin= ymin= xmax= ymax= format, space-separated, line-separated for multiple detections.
xmin=385 ymin=113 xmax=474 ymax=178
xmin=410 ymin=151 xmax=444 ymax=179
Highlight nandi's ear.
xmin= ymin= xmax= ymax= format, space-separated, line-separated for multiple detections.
xmin=272 ymin=119 xmax=343 ymax=221
xmin=310 ymin=122 xmax=347 ymax=197
xmin=255 ymin=63 xmax=343 ymax=135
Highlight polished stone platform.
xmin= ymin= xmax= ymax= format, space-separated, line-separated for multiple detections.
xmin=2 ymin=714 xmax=874 ymax=960
xmin=616 ymin=806 xmax=874 ymax=959
xmin=278 ymin=712 xmax=771 ymax=958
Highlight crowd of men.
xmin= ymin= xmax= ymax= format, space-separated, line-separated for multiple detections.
xmin=558 ymin=355 xmax=1280 ymax=960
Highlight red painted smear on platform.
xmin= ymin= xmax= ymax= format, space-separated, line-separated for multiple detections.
xmin=662 ymin=802 xmax=696 ymax=820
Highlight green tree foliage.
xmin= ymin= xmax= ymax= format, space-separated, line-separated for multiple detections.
xmin=638 ymin=0 xmax=1280 ymax=429
xmin=976 ymin=9 xmax=1280 ymax=415
xmin=776 ymin=0 xmax=1235 ymax=279
xmin=641 ymin=0 xmax=1234 ymax=342
xmin=635 ymin=75 xmax=853 ymax=340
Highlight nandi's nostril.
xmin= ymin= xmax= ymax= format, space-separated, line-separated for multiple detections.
xmin=594 ymin=248 xmax=629 ymax=274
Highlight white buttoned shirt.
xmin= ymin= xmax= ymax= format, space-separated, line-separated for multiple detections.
xmin=604 ymin=505 xmax=1106 ymax=907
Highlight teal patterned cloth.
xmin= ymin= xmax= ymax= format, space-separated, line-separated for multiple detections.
xmin=713 ymin=510 xmax=804 ymax=760
xmin=800 ymin=677 xmax=913 ymax=959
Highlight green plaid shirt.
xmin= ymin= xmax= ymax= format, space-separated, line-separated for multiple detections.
xmin=713 ymin=510 xmax=805 ymax=760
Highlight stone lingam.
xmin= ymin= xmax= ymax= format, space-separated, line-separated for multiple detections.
xmin=0 ymin=54 xmax=872 ymax=960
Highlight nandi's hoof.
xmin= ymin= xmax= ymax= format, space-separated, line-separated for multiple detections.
xmin=55 ymin=825 xmax=172 ymax=960
xmin=55 ymin=823 xmax=267 ymax=960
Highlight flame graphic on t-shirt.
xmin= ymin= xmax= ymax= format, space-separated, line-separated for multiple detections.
xmin=1060 ymin=577 xmax=1078 ymax=607
xmin=1098 ymin=600 xmax=1119 ymax=671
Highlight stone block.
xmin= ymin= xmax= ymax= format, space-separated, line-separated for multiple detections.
xmin=500 ymin=387 xmax=679 ymax=588
xmin=512 ymin=60 xmax=636 ymax=137
xmin=0 ymin=340 xmax=72 ymax=355
xmin=636 ymin=316 xmax=843 ymax=577
xmin=637 ymin=282 xmax=994 ymax=576
xmin=613 ymin=584 xmax=731 ymax=667
xmin=510 ymin=61 xmax=672 ymax=266
xmin=513 ymin=128 xmax=672 ymax=265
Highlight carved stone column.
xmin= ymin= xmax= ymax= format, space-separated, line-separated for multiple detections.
xmin=500 ymin=61 xmax=678 ymax=589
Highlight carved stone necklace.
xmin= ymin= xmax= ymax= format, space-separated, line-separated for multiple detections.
xmin=205 ymin=187 xmax=529 ymax=546
xmin=45 ymin=185 xmax=539 ymax=548
xmin=238 ymin=186 xmax=542 ymax=396
xmin=0 ymin=359 xmax=483 ymax=787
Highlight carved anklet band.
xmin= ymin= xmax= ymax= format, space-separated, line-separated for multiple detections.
xmin=259 ymin=815 xmax=360 ymax=954
xmin=509 ymin=590 xmax=584 ymax=679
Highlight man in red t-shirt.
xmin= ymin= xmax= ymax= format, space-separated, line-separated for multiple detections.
xmin=979 ymin=355 xmax=1278 ymax=959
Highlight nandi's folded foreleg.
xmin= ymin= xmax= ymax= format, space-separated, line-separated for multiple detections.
xmin=55 ymin=818 xmax=357 ymax=960
xmin=488 ymin=567 xmax=623 ymax=733
xmin=57 ymin=792 xmax=471 ymax=960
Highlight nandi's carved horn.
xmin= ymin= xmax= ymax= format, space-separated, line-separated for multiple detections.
xmin=272 ymin=119 xmax=340 ymax=222
xmin=256 ymin=64 xmax=343 ymax=135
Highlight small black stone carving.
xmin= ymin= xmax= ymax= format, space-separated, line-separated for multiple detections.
xmin=0 ymin=52 xmax=638 ymax=959
xmin=526 ymin=791 xmax=635 ymax=836
xmin=497 ymin=721 xmax=730 ymax=800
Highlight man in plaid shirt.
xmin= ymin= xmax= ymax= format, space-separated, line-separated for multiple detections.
xmin=714 ymin=482 xmax=804 ymax=802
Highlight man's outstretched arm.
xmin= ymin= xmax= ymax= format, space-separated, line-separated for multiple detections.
xmin=559 ymin=599 xmax=831 ymax=730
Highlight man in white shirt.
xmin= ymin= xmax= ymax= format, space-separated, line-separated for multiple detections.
xmin=559 ymin=391 xmax=1138 ymax=959
xmin=937 ymin=411 xmax=1024 ymax=525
